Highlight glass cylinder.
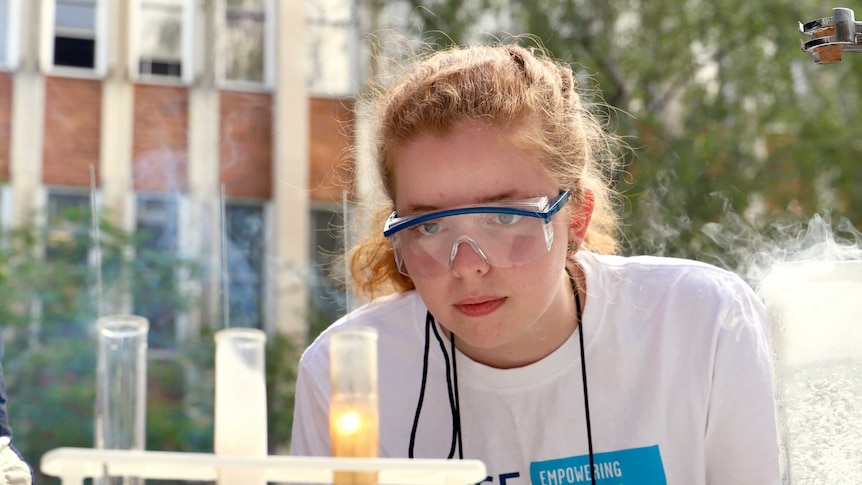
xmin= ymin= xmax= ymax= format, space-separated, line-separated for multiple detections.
xmin=94 ymin=314 xmax=149 ymax=485
xmin=329 ymin=326 xmax=379 ymax=485
xmin=214 ymin=328 xmax=268 ymax=485
xmin=761 ymin=261 xmax=862 ymax=484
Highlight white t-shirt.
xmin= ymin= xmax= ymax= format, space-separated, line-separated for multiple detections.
xmin=291 ymin=252 xmax=781 ymax=484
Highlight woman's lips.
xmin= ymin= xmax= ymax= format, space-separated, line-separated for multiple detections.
xmin=454 ymin=297 xmax=506 ymax=317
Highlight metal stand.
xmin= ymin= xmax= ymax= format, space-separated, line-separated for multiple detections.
xmin=800 ymin=7 xmax=862 ymax=63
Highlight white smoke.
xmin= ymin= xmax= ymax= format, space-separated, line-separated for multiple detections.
xmin=702 ymin=212 xmax=862 ymax=483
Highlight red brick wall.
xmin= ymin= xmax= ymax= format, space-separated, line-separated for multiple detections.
xmin=42 ymin=77 xmax=102 ymax=186
xmin=219 ymin=91 xmax=272 ymax=199
xmin=133 ymin=85 xmax=188 ymax=192
xmin=0 ymin=73 xmax=11 ymax=181
xmin=309 ymin=97 xmax=354 ymax=203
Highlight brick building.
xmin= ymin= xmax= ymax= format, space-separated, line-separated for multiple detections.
xmin=0 ymin=0 xmax=356 ymax=347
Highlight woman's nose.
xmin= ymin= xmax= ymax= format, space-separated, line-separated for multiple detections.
xmin=449 ymin=236 xmax=491 ymax=276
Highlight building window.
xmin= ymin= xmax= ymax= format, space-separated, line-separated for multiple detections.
xmin=54 ymin=0 xmax=95 ymax=68
xmin=0 ymin=1 xmax=6 ymax=67
xmin=131 ymin=0 xmax=194 ymax=83
xmin=46 ymin=190 xmax=92 ymax=264
xmin=309 ymin=207 xmax=347 ymax=327
xmin=224 ymin=202 xmax=266 ymax=329
xmin=135 ymin=194 xmax=179 ymax=348
xmin=44 ymin=189 xmax=94 ymax=340
xmin=47 ymin=190 xmax=90 ymax=217
xmin=217 ymin=0 xmax=274 ymax=88
xmin=0 ymin=0 xmax=20 ymax=70
xmin=307 ymin=0 xmax=357 ymax=96
xmin=42 ymin=0 xmax=107 ymax=75
xmin=0 ymin=184 xmax=9 ymax=226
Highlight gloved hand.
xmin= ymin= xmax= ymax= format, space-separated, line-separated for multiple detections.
xmin=0 ymin=437 xmax=30 ymax=485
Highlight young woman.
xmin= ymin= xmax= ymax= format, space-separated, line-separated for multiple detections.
xmin=290 ymin=43 xmax=780 ymax=484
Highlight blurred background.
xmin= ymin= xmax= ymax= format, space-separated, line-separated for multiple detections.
xmin=0 ymin=0 xmax=859 ymax=483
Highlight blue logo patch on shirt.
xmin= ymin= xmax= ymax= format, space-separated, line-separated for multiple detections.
xmin=530 ymin=445 xmax=666 ymax=485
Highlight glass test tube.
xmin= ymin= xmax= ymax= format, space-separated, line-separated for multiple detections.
xmin=214 ymin=328 xmax=268 ymax=485
xmin=762 ymin=261 xmax=862 ymax=483
xmin=329 ymin=325 xmax=380 ymax=485
xmin=95 ymin=314 xmax=149 ymax=485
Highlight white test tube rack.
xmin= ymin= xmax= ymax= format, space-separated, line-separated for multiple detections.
xmin=40 ymin=448 xmax=487 ymax=485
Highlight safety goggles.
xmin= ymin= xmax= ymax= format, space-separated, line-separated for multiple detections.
xmin=383 ymin=191 xmax=571 ymax=278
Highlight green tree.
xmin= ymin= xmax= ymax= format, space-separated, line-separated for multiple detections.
xmin=0 ymin=206 xmax=304 ymax=484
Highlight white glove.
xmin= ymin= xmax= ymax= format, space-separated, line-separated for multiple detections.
xmin=0 ymin=437 xmax=31 ymax=485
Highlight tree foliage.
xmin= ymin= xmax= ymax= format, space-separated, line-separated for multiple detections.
xmin=386 ymin=0 xmax=862 ymax=271
xmin=0 ymin=207 xmax=302 ymax=484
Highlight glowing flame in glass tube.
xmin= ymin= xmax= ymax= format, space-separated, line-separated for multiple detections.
xmin=334 ymin=410 xmax=363 ymax=435
xmin=329 ymin=326 xmax=380 ymax=485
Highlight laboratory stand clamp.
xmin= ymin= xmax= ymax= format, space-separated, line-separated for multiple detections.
xmin=800 ymin=7 xmax=862 ymax=63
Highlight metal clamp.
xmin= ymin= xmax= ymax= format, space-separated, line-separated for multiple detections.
xmin=800 ymin=7 xmax=862 ymax=63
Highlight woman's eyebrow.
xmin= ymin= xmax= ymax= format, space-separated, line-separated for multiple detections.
xmin=397 ymin=201 xmax=442 ymax=215
xmin=400 ymin=191 xmax=533 ymax=215
xmin=402 ymin=191 xmax=523 ymax=214
xmin=477 ymin=191 xmax=521 ymax=203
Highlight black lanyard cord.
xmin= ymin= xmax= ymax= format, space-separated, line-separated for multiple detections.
xmin=408 ymin=311 xmax=434 ymax=458
xmin=410 ymin=311 xmax=463 ymax=459
xmin=568 ymin=268 xmax=596 ymax=485
xmin=430 ymin=317 xmax=463 ymax=459
xmin=450 ymin=331 xmax=463 ymax=458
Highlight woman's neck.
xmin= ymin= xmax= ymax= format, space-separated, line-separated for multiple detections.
xmin=450 ymin=262 xmax=585 ymax=369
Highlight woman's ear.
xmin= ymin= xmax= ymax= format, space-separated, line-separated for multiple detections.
xmin=568 ymin=188 xmax=594 ymax=247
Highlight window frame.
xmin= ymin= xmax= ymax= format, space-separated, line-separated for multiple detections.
xmin=40 ymin=0 xmax=109 ymax=77
xmin=214 ymin=0 xmax=275 ymax=91
xmin=128 ymin=0 xmax=195 ymax=85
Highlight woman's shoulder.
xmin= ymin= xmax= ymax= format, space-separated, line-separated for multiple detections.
xmin=579 ymin=252 xmax=751 ymax=291
xmin=577 ymin=253 xmax=767 ymax=346
xmin=577 ymin=252 xmax=762 ymax=321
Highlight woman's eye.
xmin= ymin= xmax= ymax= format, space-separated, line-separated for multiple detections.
xmin=493 ymin=213 xmax=522 ymax=225
xmin=416 ymin=222 xmax=442 ymax=235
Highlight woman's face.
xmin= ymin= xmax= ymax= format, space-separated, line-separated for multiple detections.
xmin=391 ymin=121 xmax=588 ymax=368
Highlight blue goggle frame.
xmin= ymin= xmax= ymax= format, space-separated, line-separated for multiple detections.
xmin=383 ymin=190 xmax=571 ymax=238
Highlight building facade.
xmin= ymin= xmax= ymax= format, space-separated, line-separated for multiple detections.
xmin=0 ymin=0 xmax=356 ymax=347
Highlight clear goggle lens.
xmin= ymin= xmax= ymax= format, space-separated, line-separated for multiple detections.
xmin=383 ymin=191 xmax=570 ymax=278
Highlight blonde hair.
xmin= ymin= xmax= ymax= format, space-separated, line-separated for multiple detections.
xmin=349 ymin=42 xmax=622 ymax=299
